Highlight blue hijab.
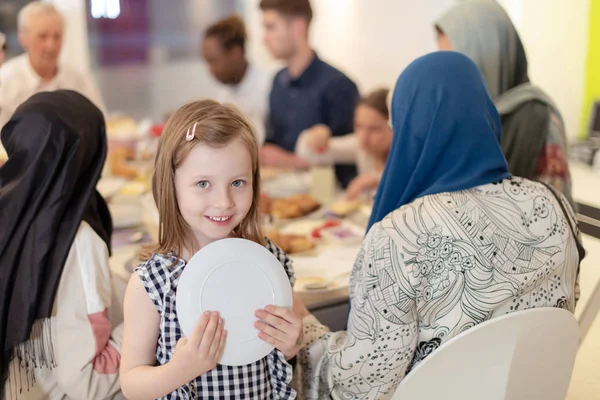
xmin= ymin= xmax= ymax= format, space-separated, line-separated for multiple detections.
xmin=367 ymin=52 xmax=511 ymax=231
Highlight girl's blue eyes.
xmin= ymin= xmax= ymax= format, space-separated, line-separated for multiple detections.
xmin=195 ymin=180 xmax=246 ymax=188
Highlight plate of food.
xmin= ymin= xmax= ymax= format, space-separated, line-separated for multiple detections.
xmin=268 ymin=230 xmax=317 ymax=257
xmin=294 ymin=271 xmax=351 ymax=293
xmin=320 ymin=225 xmax=364 ymax=246
xmin=262 ymin=194 xmax=321 ymax=221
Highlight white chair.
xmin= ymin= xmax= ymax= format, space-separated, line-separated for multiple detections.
xmin=391 ymin=308 xmax=579 ymax=400
xmin=577 ymin=276 xmax=600 ymax=343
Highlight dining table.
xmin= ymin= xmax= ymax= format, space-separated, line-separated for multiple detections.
xmin=104 ymin=168 xmax=367 ymax=308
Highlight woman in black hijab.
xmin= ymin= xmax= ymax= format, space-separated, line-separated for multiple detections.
xmin=1 ymin=91 xmax=123 ymax=399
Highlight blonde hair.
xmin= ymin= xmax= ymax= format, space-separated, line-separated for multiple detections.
xmin=152 ymin=100 xmax=265 ymax=258
xmin=18 ymin=2 xmax=63 ymax=31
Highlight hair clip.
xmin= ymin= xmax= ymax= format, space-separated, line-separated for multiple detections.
xmin=185 ymin=122 xmax=197 ymax=142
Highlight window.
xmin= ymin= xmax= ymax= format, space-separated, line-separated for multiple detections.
xmin=86 ymin=0 xmax=239 ymax=120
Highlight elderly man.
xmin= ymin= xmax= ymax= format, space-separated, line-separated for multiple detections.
xmin=0 ymin=2 xmax=106 ymax=131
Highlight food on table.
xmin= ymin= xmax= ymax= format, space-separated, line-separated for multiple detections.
xmin=311 ymin=219 xmax=342 ymax=239
xmin=270 ymin=201 xmax=303 ymax=219
xmin=330 ymin=199 xmax=361 ymax=216
xmin=268 ymin=231 xmax=316 ymax=254
xmin=260 ymin=193 xmax=272 ymax=215
xmin=295 ymin=276 xmax=330 ymax=290
xmin=108 ymin=147 xmax=138 ymax=179
xmin=106 ymin=116 xmax=138 ymax=137
xmin=262 ymin=194 xmax=320 ymax=219
xmin=319 ymin=224 xmax=364 ymax=245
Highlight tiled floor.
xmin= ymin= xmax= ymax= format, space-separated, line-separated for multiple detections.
xmin=567 ymin=234 xmax=600 ymax=399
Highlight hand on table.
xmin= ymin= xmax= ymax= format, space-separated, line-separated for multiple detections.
xmin=260 ymin=144 xmax=309 ymax=169
xmin=255 ymin=304 xmax=303 ymax=360
xmin=346 ymin=174 xmax=380 ymax=200
xmin=304 ymin=124 xmax=332 ymax=153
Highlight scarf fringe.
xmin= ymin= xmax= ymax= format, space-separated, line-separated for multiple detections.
xmin=4 ymin=318 xmax=56 ymax=400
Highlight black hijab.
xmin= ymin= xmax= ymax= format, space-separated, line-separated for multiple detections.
xmin=0 ymin=90 xmax=112 ymax=398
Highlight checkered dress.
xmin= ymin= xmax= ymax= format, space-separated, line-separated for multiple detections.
xmin=135 ymin=239 xmax=297 ymax=399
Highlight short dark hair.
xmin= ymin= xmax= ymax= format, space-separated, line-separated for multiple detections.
xmin=358 ymin=88 xmax=390 ymax=120
xmin=259 ymin=0 xmax=313 ymax=24
xmin=204 ymin=15 xmax=247 ymax=51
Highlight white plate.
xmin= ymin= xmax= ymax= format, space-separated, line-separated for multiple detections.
xmin=176 ymin=238 xmax=293 ymax=366
xmin=294 ymin=272 xmax=351 ymax=293
xmin=97 ymin=177 xmax=127 ymax=198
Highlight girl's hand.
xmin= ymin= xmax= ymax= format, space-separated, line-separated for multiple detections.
xmin=305 ymin=124 xmax=332 ymax=153
xmin=346 ymin=174 xmax=380 ymax=200
xmin=255 ymin=305 xmax=303 ymax=360
xmin=171 ymin=311 xmax=227 ymax=380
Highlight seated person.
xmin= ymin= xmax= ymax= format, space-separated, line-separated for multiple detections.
xmin=1 ymin=91 xmax=123 ymax=400
xmin=259 ymin=0 xmax=359 ymax=187
xmin=295 ymin=52 xmax=583 ymax=399
xmin=203 ymin=15 xmax=273 ymax=145
xmin=0 ymin=2 xmax=106 ymax=130
xmin=296 ymin=88 xmax=392 ymax=200
xmin=436 ymin=0 xmax=573 ymax=205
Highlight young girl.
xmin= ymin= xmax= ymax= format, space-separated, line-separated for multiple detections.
xmin=296 ymin=88 xmax=393 ymax=200
xmin=120 ymin=100 xmax=302 ymax=399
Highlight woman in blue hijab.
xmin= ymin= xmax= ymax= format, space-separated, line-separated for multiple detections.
xmin=296 ymin=52 xmax=581 ymax=399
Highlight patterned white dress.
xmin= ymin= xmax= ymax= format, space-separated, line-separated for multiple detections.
xmin=300 ymin=178 xmax=581 ymax=400
xmin=135 ymin=239 xmax=297 ymax=399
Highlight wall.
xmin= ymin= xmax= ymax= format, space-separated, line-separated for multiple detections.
xmin=50 ymin=0 xmax=90 ymax=73
xmin=52 ymin=0 xmax=590 ymax=133
xmin=501 ymin=0 xmax=590 ymax=139
xmin=580 ymin=0 xmax=600 ymax=139
xmin=243 ymin=0 xmax=454 ymax=94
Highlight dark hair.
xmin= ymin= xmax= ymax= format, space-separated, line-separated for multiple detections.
xmin=205 ymin=15 xmax=247 ymax=51
xmin=357 ymin=88 xmax=390 ymax=120
xmin=259 ymin=0 xmax=313 ymax=23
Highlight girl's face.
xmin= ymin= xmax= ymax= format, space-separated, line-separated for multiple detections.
xmin=174 ymin=138 xmax=253 ymax=249
xmin=354 ymin=104 xmax=393 ymax=159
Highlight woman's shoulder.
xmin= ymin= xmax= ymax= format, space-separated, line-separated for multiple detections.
xmin=73 ymin=221 xmax=107 ymax=248
xmin=376 ymin=177 xmax=573 ymax=235
xmin=134 ymin=251 xmax=183 ymax=279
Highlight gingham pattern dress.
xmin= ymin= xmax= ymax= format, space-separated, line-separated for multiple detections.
xmin=135 ymin=239 xmax=297 ymax=399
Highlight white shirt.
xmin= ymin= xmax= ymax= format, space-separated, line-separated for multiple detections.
xmin=215 ymin=63 xmax=272 ymax=145
xmin=296 ymin=132 xmax=381 ymax=179
xmin=0 ymin=53 xmax=106 ymax=131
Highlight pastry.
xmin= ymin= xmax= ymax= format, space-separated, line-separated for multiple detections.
xmin=261 ymin=194 xmax=321 ymax=219
xmin=268 ymin=231 xmax=316 ymax=254
xmin=330 ymin=199 xmax=361 ymax=216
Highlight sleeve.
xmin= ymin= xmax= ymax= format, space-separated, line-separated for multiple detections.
xmin=322 ymin=76 xmax=360 ymax=137
xmin=52 ymin=224 xmax=123 ymax=399
xmin=0 ymin=69 xmax=14 ymax=130
xmin=296 ymin=131 xmax=359 ymax=166
xmin=265 ymin=238 xmax=296 ymax=288
xmin=251 ymin=114 xmax=267 ymax=146
xmin=299 ymin=225 xmax=418 ymax=399
xmin=134 ymin=259 xmax=165 ymax=313
xmin=536 ymin=112 xmax=574 ymax=207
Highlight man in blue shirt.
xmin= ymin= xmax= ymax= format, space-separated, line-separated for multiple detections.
xmin=259 ymin=0 xmax=359 ymax=187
